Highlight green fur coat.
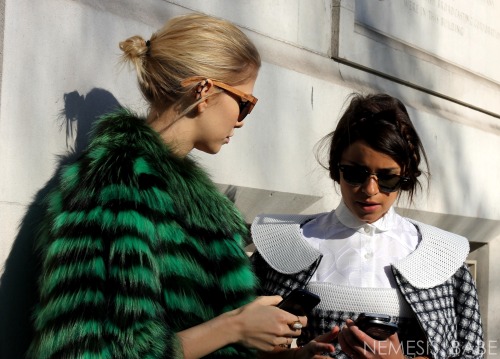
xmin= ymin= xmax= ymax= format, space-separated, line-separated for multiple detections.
xmin=28 ymin=109 xmax=257 ymax=359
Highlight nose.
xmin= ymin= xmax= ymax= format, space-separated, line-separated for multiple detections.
xmin=361 ymin=175 xmax=379 ymax=196
xmin=234 ymin=120 xmax=244 ymax=128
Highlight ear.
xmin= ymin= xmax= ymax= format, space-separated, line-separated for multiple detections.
xmin=196 ymin=79 xmax=214 ymax=114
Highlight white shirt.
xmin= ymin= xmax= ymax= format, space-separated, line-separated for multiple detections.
xmin=301 ymin=201 xmax=420 ymax=288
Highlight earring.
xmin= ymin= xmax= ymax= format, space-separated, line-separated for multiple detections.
xmin=195 ymin=79 xmax=209 ymax=98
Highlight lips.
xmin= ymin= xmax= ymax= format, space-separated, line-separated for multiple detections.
xmin=356 ymin=201 xmax=381 ymax=212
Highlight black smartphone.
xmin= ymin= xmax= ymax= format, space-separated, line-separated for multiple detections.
xmin=354 ymin=313 xmax=398 ymax=340
xmin=277 ymin=288 xmax=321 ymax=316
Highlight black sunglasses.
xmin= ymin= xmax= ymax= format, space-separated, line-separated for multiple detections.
xmin=338 ymin=164 xmax=409 ymax=193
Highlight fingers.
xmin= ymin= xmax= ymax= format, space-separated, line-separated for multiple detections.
xmin=345 ymin=319 xmax=376 ymax=351
xmin=298 ymin=340 xmax=336 ymax=359
xmin=314 ymin=325 xmax=340 ymax=343
xmin=338 ymin=328 xmax=356 ymax=358
xmin=253 ymin=295 xmax=283 ymax=306
xmin=294 ymin=314 xmax=308 ymax=328
xmin=309 ymin=341 xmax=335 ymax=354
xmin=339 ymin=321 xmax=358 ymax=346
xmin=288 ymin=314 xmax=307 ymax=330
xmin=252 ymin=295 xmax=309 ymax=331
xmin=340 ymin=320 xmax=402 ymax=359
xmin=279 ymin=336 xmax=293 ymax=347
xmin=339 ymin=321 xmax=367 ymax=358
xmin=347 ymin=321 xmax=372 ymax=345
xmin=272 ymin=336 xmax=296 ymax=353
xmin=272 ymin=314 xmax=307 ymax=351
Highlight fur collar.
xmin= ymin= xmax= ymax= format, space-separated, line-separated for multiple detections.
xmin=80 ymin=108 xmax=247 ymax=237
xmin=251 ymin=213 xmax=469 ymax=289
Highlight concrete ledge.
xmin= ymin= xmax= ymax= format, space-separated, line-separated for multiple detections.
xmin=215 ymin=183 xmax=322 ymax=224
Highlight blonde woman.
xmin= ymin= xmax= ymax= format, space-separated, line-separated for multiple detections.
xmin=27 ymin=14 xmax=304 ymax=359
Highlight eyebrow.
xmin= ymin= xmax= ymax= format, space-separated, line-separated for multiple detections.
xmin=343 ymin=162 xmax=401 ymax=172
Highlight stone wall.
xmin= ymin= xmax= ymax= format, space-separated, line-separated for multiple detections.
xmin=1 ymin=0 xmax=498 ymax=357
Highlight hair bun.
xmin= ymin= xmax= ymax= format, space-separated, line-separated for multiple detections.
xmin=119 ymin=35 xmax=149 ymax=61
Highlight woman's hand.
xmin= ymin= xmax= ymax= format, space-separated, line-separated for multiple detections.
xmin=338 ymin=320 xmax=404 ymax=359
xmin=258 ymin=326 xmax=339 ymax=359
xmin=177 ymin=296 xmax=306 ymax=359
xmin=232 ymin=296 xmax=308 ymax=351
xmin=293 ymin=326 xmax=340 ymax=359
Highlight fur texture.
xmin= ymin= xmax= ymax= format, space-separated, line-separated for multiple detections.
xmin=28 ymin=109 xmax=257 ymax=359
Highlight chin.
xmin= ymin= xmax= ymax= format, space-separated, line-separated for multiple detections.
xmin=365 ymin=213 xmax=387 ymax=224
xmin=210 ymin=146 xmax=223 ymax=154
xmin=356 ymin=211 xmax=383 ymax=224
xmin=196 ymin=145 xmax=221 ymax=155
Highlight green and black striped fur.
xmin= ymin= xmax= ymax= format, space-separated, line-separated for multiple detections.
xmin=28 ymin=109 xmax=257 ymax=359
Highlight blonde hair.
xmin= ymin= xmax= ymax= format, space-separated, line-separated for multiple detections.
xmin=119 ymin=13 xmax=261 ymax=111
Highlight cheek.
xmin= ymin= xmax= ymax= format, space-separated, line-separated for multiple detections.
xmin=383 ymin=192 xmax=399 ymax=207
xmin=339 ymin=180 xmax=354 ymax=198
xmin=228 ymin=102 xmax=240 ymax=122
xmin=218 ymin=96 xmax=239 ymax=122
xmin=207 ymin=96 xmax=233 ymax=124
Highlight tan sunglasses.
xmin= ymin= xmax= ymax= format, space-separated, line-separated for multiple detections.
xmin=181 ymin=76 xmax=258 ymax=122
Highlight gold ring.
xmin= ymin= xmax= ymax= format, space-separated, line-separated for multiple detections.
xmin=279 ymin=337 xmax=291 ymax=348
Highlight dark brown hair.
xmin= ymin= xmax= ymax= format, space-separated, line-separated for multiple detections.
xmin=316 ymin=93 xmax=430 ymax=202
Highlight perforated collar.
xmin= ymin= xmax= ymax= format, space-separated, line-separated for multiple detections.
xmin=251 ymin=213 xmax=469 ymax=289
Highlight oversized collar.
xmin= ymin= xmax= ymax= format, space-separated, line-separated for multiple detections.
xmin=251 ymin=212 xmax=470 ymax=289
xmin=85 ymin=109 xmax=248 ymax=237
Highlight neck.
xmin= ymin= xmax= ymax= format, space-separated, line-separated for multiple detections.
xmin=147 ymin=107 xmax=194 ymax=157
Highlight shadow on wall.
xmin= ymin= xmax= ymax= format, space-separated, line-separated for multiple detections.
xmin=61 ymin=88 xmax=122 ymax=153
xmin=0 ymin=88 xmax=121 ymax=359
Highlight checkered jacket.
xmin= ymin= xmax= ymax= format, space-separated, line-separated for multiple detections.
xmin=251 ymin=214 xmax=484 ymax=359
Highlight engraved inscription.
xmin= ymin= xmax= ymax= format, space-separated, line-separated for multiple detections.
xmin=403 ymin=0 xmax=499 ymax=39
xmin=355 ymin=0 xmax=500 ymax=82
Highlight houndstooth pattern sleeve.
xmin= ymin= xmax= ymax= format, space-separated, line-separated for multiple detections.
xmin=250 ymin=251 xmax=321 ymax=297
xmin=453 ymin=264 xmax=484 ymax=359
xmin=394 ymin=264 xmax=484 ymax=359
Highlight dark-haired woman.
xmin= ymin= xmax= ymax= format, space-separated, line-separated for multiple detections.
xmin=251 ymin=93 xmax=484 ymax=359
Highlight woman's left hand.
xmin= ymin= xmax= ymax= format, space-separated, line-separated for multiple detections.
xmin=338 ymin=320 xmax=404 ymax=359
xmin=292 ymin=326 xmax=340 ymax=359
xmin=260 ymin=326 xmax=339 ymax=359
